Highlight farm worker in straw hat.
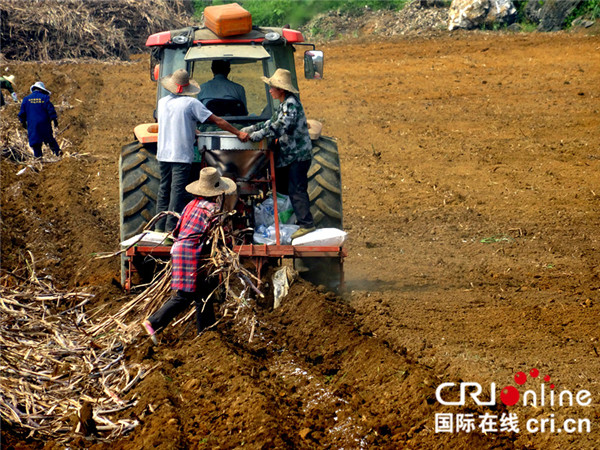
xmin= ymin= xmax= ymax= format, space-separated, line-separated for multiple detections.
xmin=155 ymin=68 xmax=249 ymax=233
xmin=18 ymin=81 xmax=62 ymax=158
xmin=0 ymin=74 xmax=18 ymax=107
xmin=143 ymin=167 xmax=237 ymax=342
xmin=243 ymin=68 xmax=315 ymax=240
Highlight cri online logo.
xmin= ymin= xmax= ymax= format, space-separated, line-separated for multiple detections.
xmin=436 ymin=368 xmax=592 ymax=407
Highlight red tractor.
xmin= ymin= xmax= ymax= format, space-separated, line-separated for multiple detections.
xmin=120 ymin=4 xmax=344 ymax=291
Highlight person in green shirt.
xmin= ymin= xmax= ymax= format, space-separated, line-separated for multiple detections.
xmin=0 ymin=75 xmax=18 ymax=107
xmin=244 ymin=69 xmax=315 ymax=240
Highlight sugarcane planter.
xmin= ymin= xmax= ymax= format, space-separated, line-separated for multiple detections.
xmin=119 ymin=4 xmax=345 ymax=292
xmin=123 ymin=132 xmax=346 ymax=292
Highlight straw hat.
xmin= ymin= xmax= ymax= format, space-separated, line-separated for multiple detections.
xmin=261 ymin=68 xmax=298 ymax=94
xmin=4 ymin=75 xmax=15 ymax=86
xmin=30 ymin=81 xmax=50 ymax=94
xmin=186 ymin=167 xmax=237 ymax=197
xmin=160 ymin=69 xmax=200 ymax=96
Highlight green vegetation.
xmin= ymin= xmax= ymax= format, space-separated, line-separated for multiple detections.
xmin=192 ymin=0 xmax=408 ymax=28
xmin=514 ymin=1 xmax=530 ymax=23
xmin=514 ymin=0 xmax=600 ymax=30
xmin=519 ymin=21 xmax=538 ymax=32
xmin=566 ymin=0 xmax=600 ymax=24
xmin=191 ymin=0 xmax=599 ymax=34
xmin=512 ymin=0 xmax=538 ymax=30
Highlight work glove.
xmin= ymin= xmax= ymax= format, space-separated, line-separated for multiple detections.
xmin=11 ymin=92 xmax=18 ymax=102
xmin=20 ymin=121 xmax=26 ymax=129
xmin=53 ymin=119 xmax=59 ymax=129
xmin=248 ymin=131 xmax=263 ymax=142
xmin=240 ymin=126 xmax=254 ymax=134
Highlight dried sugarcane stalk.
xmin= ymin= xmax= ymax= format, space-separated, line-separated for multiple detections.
xmin=0 ymin=0 xmax=192 ymax=61
xmin=0 ymin=253 xmax=149 ymax=443
xmin=102 ymin=211 xmax=268 ymax=342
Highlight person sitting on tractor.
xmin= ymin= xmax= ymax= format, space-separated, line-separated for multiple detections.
xmin=143 ymin=167 xmax=237 ymax=342
xmin=155 ymin=69 xmax=248 ymax=233
xmin=244 ymin=69 xmax=315 ymax=240
xmin=198 ymin=60 xmax=248 ymax=116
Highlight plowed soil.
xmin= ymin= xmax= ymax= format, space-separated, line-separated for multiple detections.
xmin=2 ymin=31 xmax=600 ymax=449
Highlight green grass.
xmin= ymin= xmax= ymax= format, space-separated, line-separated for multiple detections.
xmin=519 ymin=21 xmax=538 ymax=32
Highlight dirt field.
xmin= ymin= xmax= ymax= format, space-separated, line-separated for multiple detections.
xmin=2 ymin=30 xmax=600 ymax=449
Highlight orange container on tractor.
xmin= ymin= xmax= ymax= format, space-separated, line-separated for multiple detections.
xmin=204 ymin=3 xmax=252 ymax=37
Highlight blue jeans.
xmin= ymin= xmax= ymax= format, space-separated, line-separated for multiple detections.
xmin=156 ymin=161 xmax=192 ymax=232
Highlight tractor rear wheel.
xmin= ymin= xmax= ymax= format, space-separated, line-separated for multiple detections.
xmin=119 ymin=141 xmax=160 ymax=286
xmin=307 ymin=136 xmax=343 ymax=229
xmin=119 ymin=141 xmax=160 ymax=241
xmin=300 ymin=136 xmax=344 ymax=292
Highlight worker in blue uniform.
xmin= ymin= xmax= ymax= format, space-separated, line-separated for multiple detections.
xmin=18 ymin=81 xmax=61 ymax=158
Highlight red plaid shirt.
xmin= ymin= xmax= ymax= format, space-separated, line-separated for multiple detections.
xmin=171 ymin=198 xmax=218 ymax=292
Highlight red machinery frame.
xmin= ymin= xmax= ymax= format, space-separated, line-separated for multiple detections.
xmin=123 ymin=148 xmax=346 ymax=291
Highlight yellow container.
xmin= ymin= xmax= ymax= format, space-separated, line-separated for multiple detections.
xmin=204 ymin=3 xmax=252 ymax=37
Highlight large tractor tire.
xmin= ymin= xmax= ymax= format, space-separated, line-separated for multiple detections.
xmin=119 ymin=141 xmax=160 ymax=286
xmin=300 ymin=136 xmax=344 ymax=292
xmin=307 ymin=136 xmax=343 ymax=229
xmin=119 ymin=141 xmax=160 ymax=241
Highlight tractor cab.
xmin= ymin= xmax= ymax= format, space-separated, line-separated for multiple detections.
xmin=144 ymin=25 xmax=324 ymax=132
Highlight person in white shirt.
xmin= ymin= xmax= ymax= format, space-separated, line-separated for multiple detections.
xmin=155 ymin=69 xmax=248 ymax=232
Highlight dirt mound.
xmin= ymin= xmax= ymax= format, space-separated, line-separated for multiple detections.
xmin=106 ymin=282 xmax=440 ymax=448
xmin=0 ymin=0 xmax=192 ymax=60
xmin=27 ymin=280 xmax=511 ymax=449
xmin=2 ymin=31 xmax=600 ymax=448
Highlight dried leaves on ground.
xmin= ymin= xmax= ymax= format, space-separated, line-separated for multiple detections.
xmin=0 ymin=217 xmax=264 ymax=443
xmin=0 ymin=253 xmax=150 ymax=441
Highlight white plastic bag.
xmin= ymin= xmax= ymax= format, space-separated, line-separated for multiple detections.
xmin=273 ymin=266 xmax=297 ymax=309
xmin=291 ymin=228 xmax=348 ymax=247
xmin=253 ymin=193 xmax=295 ymax=228
xmin=253 ymin=224 xmax=299 ymax=245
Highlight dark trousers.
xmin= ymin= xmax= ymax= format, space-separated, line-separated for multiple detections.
xmin=156 ymin=161 xmax=192 ymax=232
xmin=276 ymin=159 xmax=314 ymax=228
xmin=147 ymin=279 xmax=217 ymax=334
xmin=31 ymin=137 xmax=61 ymax=158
